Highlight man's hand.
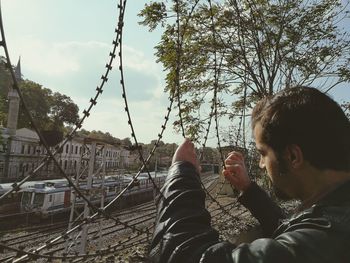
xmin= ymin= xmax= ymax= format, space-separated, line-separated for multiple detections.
xmin=222 ymin=151 xmax=251 ymax=192
xmin=172 ymin=139 xmax=201 ymax=173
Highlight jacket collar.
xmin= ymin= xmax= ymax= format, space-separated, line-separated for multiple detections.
xmin=316 ymin=179 xmax=350 ymax=207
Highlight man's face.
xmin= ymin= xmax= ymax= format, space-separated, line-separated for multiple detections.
xmin=254 ymin=122 xmax=292 ymax=200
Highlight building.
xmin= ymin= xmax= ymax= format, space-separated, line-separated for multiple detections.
xmin=1 ymin=127 xmax=45 ymax=180
xmin=0 ymin=127 xmax=133 ymax=182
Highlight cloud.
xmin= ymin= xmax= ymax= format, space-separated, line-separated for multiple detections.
xmin=120 ymin=46 xmax=158 ymax=73
xmin=113 ymin=45 xmax=167 ymax=100
xmin=77 ymin=94 xmax=184 ymax=144
xmin=9 ymin=36 xmax=110 ymax=77
xmin=7 ymin=35 xmax=166 ymax=102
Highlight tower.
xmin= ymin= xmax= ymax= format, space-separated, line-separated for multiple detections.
xmin=2 ymin=57 xmax=22 ymax=181
xmin=6 ymin=57 xmax=21 ymax=135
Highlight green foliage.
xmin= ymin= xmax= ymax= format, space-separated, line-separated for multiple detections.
xmin=49 ymin=92 xmax=79 ymax=130
xmin=76 ymin=129 xmax=124 ymax=146
xmin=17 ymin=80 xmax=52 ymax=130
xmin=139 ymin=0 xmax=350 ymax=140
xmin=142 ymin=140 xmax=178 ymax=170
xmin=0 ymin=57 xmax=11 ymax=125
xmin=138 ymin=2 xmax=167 ymax=31
xmin=16 ymin=80 xmax=80 ymax=131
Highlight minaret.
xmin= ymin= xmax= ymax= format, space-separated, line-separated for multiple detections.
xmin=6 ymin=57 xmax=21 ymax=135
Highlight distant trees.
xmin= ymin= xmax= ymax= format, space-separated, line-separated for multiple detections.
xmin=49 ymin=92 xmax=79 ymax=130
xmin=16 ymin=80 xmax=80 ymax=132
xmin=139 ymin=0 xmax=350 ymax=140
xmin=17 ymin=80 xmax=52 ymax=130
xmin=142 ymin=140 xmax=178 ymax=170
xmin=76 ymin=129 xmax=129 ymax=146
xmin=0 ymin=57 xmax=11 ymax=126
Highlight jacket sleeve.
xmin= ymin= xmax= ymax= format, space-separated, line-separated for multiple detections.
xmin=238 ymin=182 xmax=286 ymax=237
xmin=149 ymin=161 xmax=222 ymax=262
xmin=148 ymin=161 xmax=333 ymax=263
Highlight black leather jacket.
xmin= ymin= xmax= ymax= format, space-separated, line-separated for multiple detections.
xmin=149 ymin=161 xmax=350 ymax=262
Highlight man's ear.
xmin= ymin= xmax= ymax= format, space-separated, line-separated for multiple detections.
xmin=285 ymin=144 xmax=303 ymax=168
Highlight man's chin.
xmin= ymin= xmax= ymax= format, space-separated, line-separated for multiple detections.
xmin=273 ymin=185 xmax=292 ymax=201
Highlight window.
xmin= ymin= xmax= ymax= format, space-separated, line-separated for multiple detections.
xmin=21 ymin=192 xmax=32 ymax=207
xmin=75 ymin=146 xmax=78 ymax=154
xmin=21 ymin=145 xmax=25 ymax=154
xmin=49 ymin=195 xmax=53 ymax=202
xmin=66 ymin=144 xmax=69 ymax=153
xmin=27 ymin=146 xmax=31 ymax=154
xmin=33 ymin=193 xmax=45 ymax=208
xmin=64 ymin=160 xmax=67 ymax=169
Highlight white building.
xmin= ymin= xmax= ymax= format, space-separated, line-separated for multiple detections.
xmin=0 ymin=127 xmax=45 ymax=180
xmin=0 ymin=128 xmax=132 ymax=182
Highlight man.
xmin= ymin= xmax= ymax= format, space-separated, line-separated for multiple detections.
xmin=149 ymin=86 xmax=350 ymax=262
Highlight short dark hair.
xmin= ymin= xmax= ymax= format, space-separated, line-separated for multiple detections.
xmin=252 ymin=86 xmax=350 ymax=172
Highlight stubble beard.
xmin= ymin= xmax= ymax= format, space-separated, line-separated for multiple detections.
xmin=272 ymin=182 xmax=292 ymax=201
xmin=271 ymin=154 xmax=293 ymax=201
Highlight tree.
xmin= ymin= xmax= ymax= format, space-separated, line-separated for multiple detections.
xmin=0 ymin=96 xmax=7 ymax=127
xmin=15 ymin=80 xmax=79 ymax=132
xmin=139 ymin=0 xmax=350 ymax=140
xmin=0 ymin=56 xmax=11 ymax=125
xmin=17 ymin=80 xmax=52 ymax=130
xmin=121 ymin=137 xmax=132 ymax=147
xmin=84 ymin=130 xmax=122 ymax=145
xmin=48 ymin=92 xmax=79 ymax=130
xmin=141 ymin=140 xmax=178 ymax=170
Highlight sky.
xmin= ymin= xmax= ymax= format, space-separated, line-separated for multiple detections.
xmin=0 ymin=0 xmax=186 ymax=145
xmin=1 ymin=0 xmax=349 ymax=147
